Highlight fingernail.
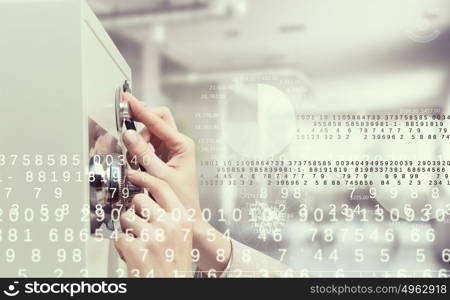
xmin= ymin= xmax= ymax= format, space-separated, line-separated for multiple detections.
xmin=123 ymin=130 xmax=139 ymax=145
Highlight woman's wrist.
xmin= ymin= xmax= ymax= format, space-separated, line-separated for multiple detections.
xmin=192 ymin=220 xmax=232 ymax=274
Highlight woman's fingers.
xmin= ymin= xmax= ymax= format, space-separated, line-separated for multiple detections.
xmin=122 ymin=130 xmax=169 ymax=177
xmin=149 ymin=106 xmax=178 ymax=130
xmin=127 ymin=171 xmax=182 ymax=212
xmin=123 ymin=93 xmax=184 ymax=151
xmin=137 ymin=128 xmax=170 ymax=162
xmin=138 ymin=105 xmax=178 ymax=149
xmin=115 ymin=232 xmax=139 ymax=262
xmin=123 ymin=93 xmax=177 ymax=130
xmin=120 ymin=210 xmax=152 ymax=237
xmin=139 ymin=128 xmax=151 ymax=143
xmin=132 ymin=193 xmax=164 ymax=221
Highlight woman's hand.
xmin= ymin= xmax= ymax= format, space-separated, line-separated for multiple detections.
xmin=121 ymin=93 xmax=232 ymax=275
xmin=122 ymin=93 xmax=201 ymax=220
xmin=114 ymin=171 xmax=193 ymax=278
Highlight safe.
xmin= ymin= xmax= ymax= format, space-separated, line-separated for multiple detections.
xmin=0 ymin=0 xmax=140 ymax=277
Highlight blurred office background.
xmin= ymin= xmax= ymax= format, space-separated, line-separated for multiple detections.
xmin=88 ymin=0 xmax=450 ymax=276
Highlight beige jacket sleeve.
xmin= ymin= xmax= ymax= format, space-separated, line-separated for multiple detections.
xmin=218 ymin=239 xmax=291 ymax=278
